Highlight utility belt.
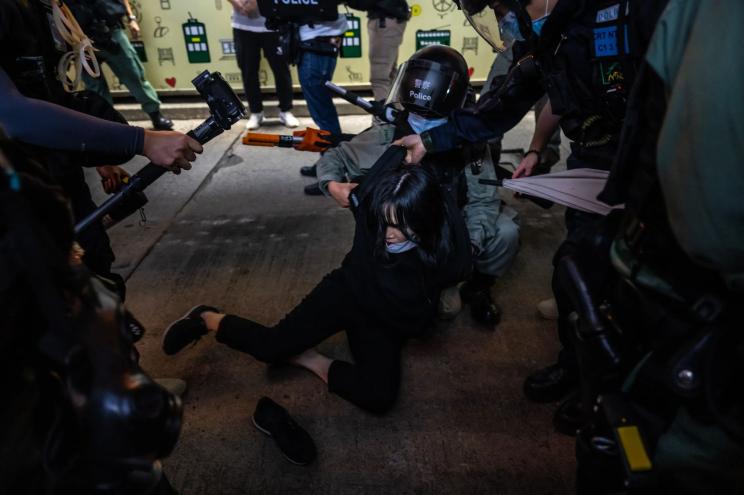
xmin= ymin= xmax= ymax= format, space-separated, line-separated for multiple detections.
xmin=298 ymin=36 xmax=341 ymax=56
xmin=569 ymin=140 xmax=617 ymax=168
xmin=561 ymin=112 xmax=622 ymax=149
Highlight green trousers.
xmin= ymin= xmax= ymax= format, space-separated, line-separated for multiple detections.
xmin=83 ymin=27 xmax=162 ymax=114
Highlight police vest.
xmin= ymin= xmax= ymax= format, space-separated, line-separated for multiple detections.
xmin=542 ymin=0 xmax=644 ymax=149
xmin=256 ymin=0 xmax=339 ymax=27
xmin=0 ymin=0 xmax=67 ymax=101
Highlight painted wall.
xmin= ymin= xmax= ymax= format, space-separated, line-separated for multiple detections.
xmin=105 ymin=0 xmax=497 ymax=93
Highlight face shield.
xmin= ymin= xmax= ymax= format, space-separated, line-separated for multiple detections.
xmin=460 ymin=0 xmax=529 ymax=53
xmin=386 ymin=58 xmax=468 ymax=118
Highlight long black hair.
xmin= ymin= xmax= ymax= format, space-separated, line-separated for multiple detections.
xmin=363 ymin=164 xmax=453 ymax=267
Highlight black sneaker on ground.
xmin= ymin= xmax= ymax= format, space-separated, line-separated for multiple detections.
xmin=303 ymin=182 xmax=322 ymax=196
xmin=300 ymin=164 xmax=317 ymax=177
xmin=149 ymin=111 xmax=175 ymax=131
xmin=523 ymin=362 xmax=577 ymax=403
xmin=253 ymin=397 xmax=317 ymax=466
xmin=161 ymin=305 xmax=219 ymax=355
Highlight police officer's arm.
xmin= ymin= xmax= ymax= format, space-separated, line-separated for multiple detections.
xmin=317 ymin=126 xmax=391 ymax=207
xmin=396 ymin=55 xmax=545 ymax=163
xmin=513 ymin=98 xmax=561 ymax=178
xmin=0 ymin=67 xmax=202 ymax=170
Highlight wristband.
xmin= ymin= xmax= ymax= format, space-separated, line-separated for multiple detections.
xmin=128 ymin=14 xmax=137 ymax=21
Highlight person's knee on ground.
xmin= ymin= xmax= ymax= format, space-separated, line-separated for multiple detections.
xmin=438 ymin=285 xmax=463 ymax=319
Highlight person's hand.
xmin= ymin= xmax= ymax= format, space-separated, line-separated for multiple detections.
xmin=327 ymin=181 xmax=359 ymax=208
xmin=97 ymin=165 xmax=130 ymax=194
xmin=142 ymin=130 xmax=203 ymax=172
xmin=128 ymin=19 xmax=141 ymax=39
xmin=512 ymin=151 xmax=540 ymax=178
xmin=392 ymin=134 xmax=427 ymax=164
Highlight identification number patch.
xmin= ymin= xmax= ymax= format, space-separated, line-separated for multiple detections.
xmin=593 ymin=25 xmax=629 ymax=57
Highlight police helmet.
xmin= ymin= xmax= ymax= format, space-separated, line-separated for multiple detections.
xmin=386 ymin=45 xmax=470 ymax=118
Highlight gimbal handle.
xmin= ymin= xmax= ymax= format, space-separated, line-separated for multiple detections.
xmin=75 ymin=72 xmax=244 ymax=236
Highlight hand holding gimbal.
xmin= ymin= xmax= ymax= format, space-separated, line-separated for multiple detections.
xmin=75 ymin=71 xmax=246 ymax=235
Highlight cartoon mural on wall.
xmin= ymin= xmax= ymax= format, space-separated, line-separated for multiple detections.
xmin=415 ymin=28 xmax=451 ymax=49
xmin=182 ymin=14 xmax=211 ymax=63
xmin=101 ymin=4 xmax=497 ymax=92
xmin=340 ymin=14 xmax=362 ymax=58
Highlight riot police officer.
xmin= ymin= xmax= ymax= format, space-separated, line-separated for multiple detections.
xmin=394 ymin=0 xmax=667 ymax=431
xmin=0 ymin=135 xmax=182 ymax=494
xmin=317 ymin=45 xmax=520 ymax=326
xmin=570 ymin=0 xmax=744 ymax=491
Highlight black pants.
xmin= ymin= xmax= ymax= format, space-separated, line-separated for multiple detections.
xmin=216 ymin=269 xmax=404 ymax=414
xmin=233 ymin=29 xmax=293 ymax=113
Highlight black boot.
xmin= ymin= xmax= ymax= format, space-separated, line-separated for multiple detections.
xmin=468 ymin=290 xmax=502 ymax=327
xmin=523 ymin=362 xmax=577 ymax=403
xmin=461 ymin=271 xmax=501 ymax=328
xmin=149 ymin=111 xmax=174 ymax=131
xmin=553 ymin=393 xmax=587 ymax=436
xmin=303 ymin=182 xmax=322 ymax=196
xmin=300 ymin=164 xmax=317 ymax=177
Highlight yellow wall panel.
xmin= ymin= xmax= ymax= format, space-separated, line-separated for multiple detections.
xmin=107 ymin=0 xmax=496 ymax=93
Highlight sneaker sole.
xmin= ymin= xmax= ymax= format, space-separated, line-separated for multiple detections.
xmin=161 ymin=304 xmax=209 ymax=355
xmin=252 ymin=416 xmax=310 ymax=466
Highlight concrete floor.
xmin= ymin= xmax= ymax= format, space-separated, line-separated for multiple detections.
xmin=88 ymin=114 xmax=575 ymax=494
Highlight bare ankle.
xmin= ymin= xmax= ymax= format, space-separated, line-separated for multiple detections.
xmin=201 ymin=311 xmax=224 ymax=332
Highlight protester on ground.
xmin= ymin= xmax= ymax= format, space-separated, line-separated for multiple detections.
xmin=162 ymin=161 xmax=471 ymax=414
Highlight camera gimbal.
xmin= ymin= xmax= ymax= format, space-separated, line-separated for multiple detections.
xmin=75 ymin=70 xmax=245 ymax=235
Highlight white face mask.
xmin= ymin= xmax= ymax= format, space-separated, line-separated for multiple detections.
xmin=386 ymin=239 xmax=418 ymax=254
xmin=407 ymin=113 xmax=449 ymax=134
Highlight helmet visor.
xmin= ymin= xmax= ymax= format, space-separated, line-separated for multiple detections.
xmin=463 ymin=8 xmax=508 ymax=53
xmin=386 ymin=59 xmax=467 ymax=118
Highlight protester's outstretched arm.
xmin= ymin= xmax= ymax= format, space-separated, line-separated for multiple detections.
xmin=0 ymin=67 xmax=202 ymax=170
xmin=513 ymin=98 xmax=561 ymax=178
